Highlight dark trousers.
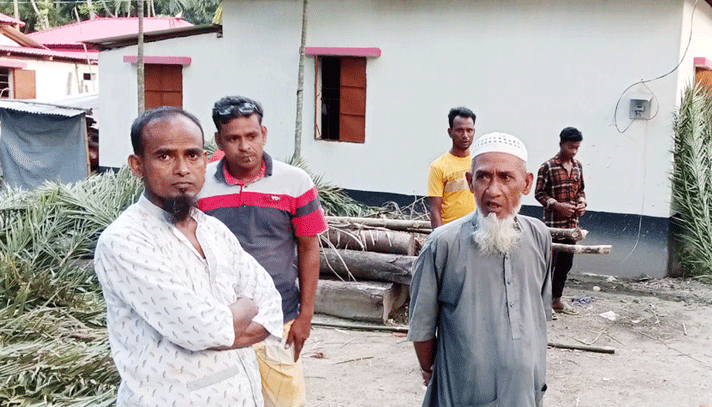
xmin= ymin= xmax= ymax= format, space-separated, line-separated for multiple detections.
xmin=552 ymin=238 xmax=575 ymax=298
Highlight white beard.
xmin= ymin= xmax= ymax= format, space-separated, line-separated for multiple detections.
xmin=473 ymin=207 xmax=522 ymax=256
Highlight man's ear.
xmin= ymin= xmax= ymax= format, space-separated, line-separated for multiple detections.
xmin=465 ymin=171 xmax=474 ymax=192
xmin=447 ymin=127 xmax=453 ymax=138
xmin=128 ymin=154 xmax=144 ymax=179
xmin=214 ymin=131 xmax=224 ymax=150
xmin=261 ymin=125 xmax=268 ymax=143
xmin=522 ymin=172 xmax=534 ymax=195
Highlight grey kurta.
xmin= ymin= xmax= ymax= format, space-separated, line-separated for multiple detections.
xmin=408 ymin=213 xmax=552 ymax=407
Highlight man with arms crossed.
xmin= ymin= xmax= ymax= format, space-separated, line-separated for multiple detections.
xmin=535 ymin=127 xmax=586 ymax=315
xmin=94 ymin=106 xmax=283 ymax=406
xmin=198 ymin=96 xmax=327 ymax=407
xmin=427 ymin=107 xmax=477 ymax=228
xmin=409 ymin=133 xmax=552 ymax=407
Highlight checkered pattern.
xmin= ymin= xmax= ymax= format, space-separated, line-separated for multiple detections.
xmin=534 ymin=154 xmax=586 ymax=228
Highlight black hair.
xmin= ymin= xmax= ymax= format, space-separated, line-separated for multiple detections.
xmin=212 ymin=96 xmax=264 ymax=131
xmin=448 ymin=106 xmax=477 ymax=128
xmin=130 ymin=106 xmax=204 ymax=156
xmin=559 ymin=127 xmax=583 ymax=142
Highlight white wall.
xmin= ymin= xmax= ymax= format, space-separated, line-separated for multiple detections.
xmin=222 ymin=0 xmax=688 ymax=218
xmin=98 ymin=32 xmax=225 ymax=168
xmin=100 ymin=0 xmax=696 ymax=219
xmin=21 ymin=59 xmax=97 ymax=99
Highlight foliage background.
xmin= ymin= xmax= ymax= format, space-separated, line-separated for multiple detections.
xmin=671 ymin=83 xmax=712 ymax=279
xmin=0 ymin=150 xmax=373 ymax=405
xmin=0 ymin=0 xmax=220 ymax=33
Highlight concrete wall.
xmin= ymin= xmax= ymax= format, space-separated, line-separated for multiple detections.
xmin=21 ymin=59 xmax=97 ymax=99
xmin=98 ymin=32 xmax=224 ymax=168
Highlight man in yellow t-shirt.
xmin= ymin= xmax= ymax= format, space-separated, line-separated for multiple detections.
xmin=427 ymin=107 xmax=476 ymax=228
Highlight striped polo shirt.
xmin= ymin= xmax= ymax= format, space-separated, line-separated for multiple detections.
xmin=198 ymin=153 xmax=328 ymax=322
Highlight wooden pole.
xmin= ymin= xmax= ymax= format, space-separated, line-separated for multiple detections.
xmin=321 ymin=249 xmax=414 ymax=284
xmin=293 ymin=0 xmax=308 ymax=159
xmin=548 ymin=341 xmax=615 ymax=354
xmin=327 ymin=216 xmax=589 ymax=241
xmin=328 ymin=216 xmax=431 ymax=232
xmin=137 ymin=0 xmax=145 ymax=114
xmin=552 ymin=243 xmax=611 ymax=254
xmin=312 ymin=320 xmax=408 ymax=333
xmin=548 ymin=227 xmax=588 ymax=241
xmin=324 ymin=227 xmax=417 ymax=255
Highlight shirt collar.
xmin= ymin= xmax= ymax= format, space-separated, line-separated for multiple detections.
xmin=215 ymin=152 xmax=273 ymax=186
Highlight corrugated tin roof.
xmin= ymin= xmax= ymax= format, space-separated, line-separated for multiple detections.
xmin=0 ymin=100 xmax=89 ymax=117
xmin=28 ymin=17 xmax=193 ymax=46
xmin=84 ymin=24 xmax=222 ymax=51
xmin=0 ymin=12 xmax=25 ymax=27
xmin=0 ymin=45 xmax=97 ymax=62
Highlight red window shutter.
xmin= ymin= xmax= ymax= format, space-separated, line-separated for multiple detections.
xmin=145 ymin=64 xmax=182 ymax=109
xmin=13 ymin=69 xmax=36 ymax=99
xmin=339 ymin=57 xmax=366 ymax=143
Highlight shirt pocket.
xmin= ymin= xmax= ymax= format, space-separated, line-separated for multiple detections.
xmin=437 ymin=263 xmax=465 ymax=306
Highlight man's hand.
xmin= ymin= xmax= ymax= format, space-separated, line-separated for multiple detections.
xmin=575 ymin=202 xmax=586 ymax=216
xmin=553 ymin=202 xmax=576 ymax=217
xmin=428 ymin=196 xmax=443 ymax=229
xmin=286 ymin=312 xmax=312 ymax=362
xmin=420 ymin=367 xmax=433 ymax=387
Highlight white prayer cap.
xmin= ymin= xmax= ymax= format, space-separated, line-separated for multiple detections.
xmin=471 ymin=132 xmax=528 ymax=163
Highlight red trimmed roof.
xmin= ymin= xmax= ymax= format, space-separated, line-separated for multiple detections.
xmin=0 ymin=12 xmax=24 ymax=27
xmin=28 ymin=17 xmax=192 ymax=46
xmin=0 ymin=45 xmax=97 ymax=63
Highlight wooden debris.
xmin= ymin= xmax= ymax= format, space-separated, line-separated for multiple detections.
xmin=315 ymin=279 xmax=408 ymax=323
xmin=552 ymin=243 xmax=611 ymax=254
xmin=312 ymin=320 xmax=409 ymax=333
xmin=549 ymin=227 xmax=589 ymax=241
xmin=324 ymin=227 xmax=417 ymax=255
xmin=327 ymin=216 xmax=430 ymax=232
xmin=320 ymin=249 xmax=415 ymax=285
xmin=548 ymin=341 xmax=615 ymax=354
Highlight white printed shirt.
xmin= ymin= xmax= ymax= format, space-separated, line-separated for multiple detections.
xmin=94 ymin=194 xmax=283 ymax=407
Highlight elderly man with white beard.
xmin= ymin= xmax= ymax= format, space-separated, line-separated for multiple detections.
xmin=408 ymin=133 xmax=553 ymax=407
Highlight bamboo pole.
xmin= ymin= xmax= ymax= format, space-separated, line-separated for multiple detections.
xmin=552 ymin=243 xmax=611 ymax=254
xmin=327 ymin=216 xmax=430 ymax=232
xmin=327 ymin=216 xmax=590 ymax=241
xmin=312 ymin=320 xmax=409 ymax=333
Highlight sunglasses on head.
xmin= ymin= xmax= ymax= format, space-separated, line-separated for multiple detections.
xmin=216 ymin=102 xmax=261 ymax=118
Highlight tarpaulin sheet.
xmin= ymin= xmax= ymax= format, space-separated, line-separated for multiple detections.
xmin=0 ymin=108 xmax=87 ymax=190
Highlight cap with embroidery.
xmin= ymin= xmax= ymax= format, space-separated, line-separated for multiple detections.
xmin=471 ymin=132 xmax=528 ymax=163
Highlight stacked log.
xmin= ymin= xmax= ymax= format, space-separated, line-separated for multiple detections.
xmin=315 ymin=216 xmax=611 ymax=323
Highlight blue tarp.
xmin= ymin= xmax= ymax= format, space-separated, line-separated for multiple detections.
xmin=0 ymin=102 xmax=88 ymax=190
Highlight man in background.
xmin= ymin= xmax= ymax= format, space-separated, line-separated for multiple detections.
xmin=535 ymin=126 xmax=586 ymax=315
xmin=198 ymin=96 xmax=328 ymax=407
xmin=427 ymin=107 xmax=477 ymax=229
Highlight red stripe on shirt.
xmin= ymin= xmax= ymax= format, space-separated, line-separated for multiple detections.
xmin=198 ymin=191 xmax=297 ymax=213
xmin=296 ymin=186 xmax=319 ymax=208
xmin=293 ymin=207 xmax=328 ymax=237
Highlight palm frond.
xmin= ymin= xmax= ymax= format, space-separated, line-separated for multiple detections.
xmin=671 ymin=83 xmax=712 ymax=276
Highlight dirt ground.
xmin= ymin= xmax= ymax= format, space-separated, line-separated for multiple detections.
xmin=302 ymin=274 xmax=712 ymax=407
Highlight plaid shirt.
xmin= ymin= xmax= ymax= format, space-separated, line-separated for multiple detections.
xmin=535 ymin=153 xmax=586 ymax=228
